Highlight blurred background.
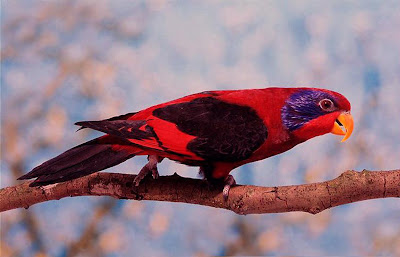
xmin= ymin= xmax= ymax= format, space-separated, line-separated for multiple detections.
xmin=1 ymin=1 xmax=400 ymax=256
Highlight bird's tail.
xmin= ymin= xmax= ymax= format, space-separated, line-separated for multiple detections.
xmin=18 ymin=135 xmax=143 ymax=186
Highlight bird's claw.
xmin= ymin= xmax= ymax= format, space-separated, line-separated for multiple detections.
xmin=133 ymin=165 xmax=159 ymax=186
xmin=133 ymin=155 xmax=162 ymax=186
xmin=151 ymin=167 xmax=159 ymax=180
xmin=222 ymin=175 xmax=236 ymax=201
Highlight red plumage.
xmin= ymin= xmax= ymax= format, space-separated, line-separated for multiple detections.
xmin=19 ymin=87 xmax=353 ymax=198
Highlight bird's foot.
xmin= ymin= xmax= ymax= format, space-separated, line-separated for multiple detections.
xmin=133 ymin=155 xmax=163 ymax=186
xmin=198 ymin=166 xmax=236 ymax=200
xmin=222 ymin=175 xmax=236 ymax=201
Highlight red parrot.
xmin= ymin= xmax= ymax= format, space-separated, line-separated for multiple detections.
xmin=18 ymin=87 xmax=354 ymax=199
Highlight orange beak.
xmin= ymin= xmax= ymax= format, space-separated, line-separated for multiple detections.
xmin=331 ymin=112 xmax=354 ymax=142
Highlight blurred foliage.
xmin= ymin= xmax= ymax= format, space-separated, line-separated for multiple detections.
xmin=1 ymin=1 xmax=399 ymax=256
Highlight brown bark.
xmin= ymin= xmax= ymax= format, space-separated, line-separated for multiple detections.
xmin=1 ymin=169 xmax=399 ymax=214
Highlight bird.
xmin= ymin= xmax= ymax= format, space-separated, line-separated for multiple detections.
xmin=18 ymin=87 xmax=354 ymax=199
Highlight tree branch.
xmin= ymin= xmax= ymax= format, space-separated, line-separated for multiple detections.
xmin=1 ymin=169 xmax=399 ymax=215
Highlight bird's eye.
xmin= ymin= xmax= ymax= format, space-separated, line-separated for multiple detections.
xmin=319 ymin=99 xmax=335 ymax=111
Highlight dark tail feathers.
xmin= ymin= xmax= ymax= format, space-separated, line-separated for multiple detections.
xmin=18 ymin=136 xmax=138 ymax=186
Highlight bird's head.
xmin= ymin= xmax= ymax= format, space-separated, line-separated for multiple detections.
xmin=281 ymin=88 xmax=353 ymax=142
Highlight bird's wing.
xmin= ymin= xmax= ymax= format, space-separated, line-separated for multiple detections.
xmin=75 ymin=118 xmax=200 ymax=160
xmin=149 ymin=96 xmax=268 ymax=162
xmin=76 ymin=92 xmax=268 ymax=163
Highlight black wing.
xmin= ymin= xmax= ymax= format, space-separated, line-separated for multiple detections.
xmin=152 ymin=97 xmax=268 ymax=162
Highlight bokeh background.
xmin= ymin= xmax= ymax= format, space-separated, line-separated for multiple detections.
xmin=1 ymin=1 xmax=400 ymax=256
